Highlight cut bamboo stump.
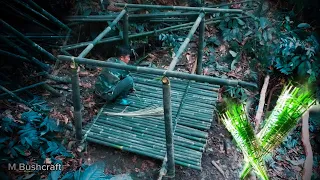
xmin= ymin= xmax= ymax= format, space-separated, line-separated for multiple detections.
xmin=83 ymin=73 xmax=219 ymax=170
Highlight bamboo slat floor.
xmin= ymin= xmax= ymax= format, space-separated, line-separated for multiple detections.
xmin=83 ymin=72 xmax=219 ymax=170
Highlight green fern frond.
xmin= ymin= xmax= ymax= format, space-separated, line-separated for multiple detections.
xmin=220 ymin=102 xmax=269 ymax=180
xmin=240 ymin=84 xmax=315 ymax=179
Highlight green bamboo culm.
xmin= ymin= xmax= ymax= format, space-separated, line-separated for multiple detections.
xmin=114 ymin=3 xmax=243 ymax=13
xmin=2 ymin=1 xmax=59 ymax=35
xmin=168 ymin=13 xmax=204 ymax=70
xmin=1 ymin=20 xmax=58 ymax=62
xmin=61 ymin=15 xmax=246 ymax=51
xmin=26 ymin=0 xmax=71 ymax=31
xmin=220 ymin=102 xmax=269 ymax=180
xmin=0 ymin=36 xmax=50 ymax=71
xmin=240 ymin=84 xmax=315 ymax=179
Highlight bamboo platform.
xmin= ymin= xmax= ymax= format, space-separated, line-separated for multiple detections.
xmin=83 ymin=72 xmax=219 ymax=170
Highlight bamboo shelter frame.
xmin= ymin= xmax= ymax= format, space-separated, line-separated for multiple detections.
xmin=57 ymin=3 xmax=257 ymax=179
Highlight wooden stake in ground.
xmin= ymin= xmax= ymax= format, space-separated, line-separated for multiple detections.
xmin=254 ymin=75 xmax=270 ymax=132
xmin=302 ymin=105 xmax=319 ymax=180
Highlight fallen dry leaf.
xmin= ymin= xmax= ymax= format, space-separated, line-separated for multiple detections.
xmin=80 ymin=82 xmax=92 ymax=88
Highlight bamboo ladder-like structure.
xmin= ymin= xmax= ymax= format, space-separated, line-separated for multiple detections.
xmin=57 ymin=2 xmax=258 ymax=179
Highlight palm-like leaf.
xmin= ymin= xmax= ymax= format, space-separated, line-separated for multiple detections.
xmin=220 ymin=102 xmax=269 ymax=180
xmin=240 ymin=85 xmax=315 ymax=179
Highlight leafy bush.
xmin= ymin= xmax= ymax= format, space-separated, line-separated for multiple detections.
xmin=158 ymin=33 xmax=184 ymax=53
xmin=0 ymin=111 xmax=72 ymax=168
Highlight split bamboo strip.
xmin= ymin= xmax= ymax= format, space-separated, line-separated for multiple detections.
xmin=88 ymin=123 xmax=205 ymax=155
xmin=84 ymin=124 xmax=203 ymax=157
xmin=26 ymin=0 xmax=71 ymax=31
xmin=86 ymin=128 xmax=202 ymax=163
xmin=1 ymin=20 xmax=58 ymax=62
xmin=115 ymin=3 xmax=243 ymax=13
xmin=86 ymin=137 xmax=202 ymax=170
xmin=97 ymin=117 xmax=207 ymax=141
xmin=168 ymin=13 xmax=204 ymax=71
xmin=131 ymin=72 xmax=220 ymax=90
xmin=0 ymin=36 xmax=50 ymax=71
xmin=86 ymin=131 xmax=202 ymax=166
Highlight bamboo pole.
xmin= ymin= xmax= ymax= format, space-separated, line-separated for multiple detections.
xmin=162 ymin=77 xmax=175 ymax=178
xmin=0 ymin=50 xmax=31 ymax=63
xmin=115 ymin=3 xmax=243 ymax=13
xmin=0 ymin=81 xmax=47 ymax=98
xmin=123 ymin=10 xmax=129 ymax=46
xmin=57 ymin=55 xmax=257 ymax=89
xmin=61 ymin=15 xmax=244 ymax=51
xmin=42 ymin=84 xmax=61 ymax=97
xmin=0 ymin=36 xmax=50 ymax=71
xmin=71 ymin=66 xmax=82 ymax=140
xmin=2 ymin=2 xmax=59 ymax=35
xmin=1 ymin=20 xmax=58 ymax=62
xmin=168 ymin=13 xmax=204 ymax=70
xmin=4 ymin=35 xmax=68 ymax=39
xmin=26 ymin=0 xmax=71 ymax=31
xmin=208 ymin=0 xmax=258 ymax=8
xmin=66 ymin=12 xmax=200 ymax=20
xmin=12 ymin=0 xmax=50 ymax=21
xmin=196 ymin=9 xmax=205 ymax=75
xmin=78 ymin=9 xmax=127 ymax=58
xmin=71 ymin=9 xmax=127 ymax=141
xmin=0 ymin=85 xmax=40 ymax=112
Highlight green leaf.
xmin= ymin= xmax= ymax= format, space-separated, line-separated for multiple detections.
xmin=298 ymin=62 xmax=307 ymax=76
xmin=231 ymin=55 xmax=240 ymax=70
xmin=81 ymin=162 xmax=106 ymax=180
xmin=263 ymin=31 xmax=268 ymax=42
xmin=48 ymin=162 xmax=62 ymax=180
xmin=297 ymin=23 xmax=311 ymax=29
xmin=259 ymin=17 xmax=268 ymax=29
xmin=229 ymin=50 xmax=237 ymax=57
xmin=236 ymin=18 xmax=245 ymax=26
xmin=61 ymin=172 xmax=74 ymax=180
xmin=83 ymin=9 xmax=92 ymax=16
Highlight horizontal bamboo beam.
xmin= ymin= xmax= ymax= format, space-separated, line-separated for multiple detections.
xmin=57 ymin=55 xmax=257 ymax=89
xmin=208 ymin=0 xmax=258 ymax=8
xmin=115 ymin=3 xmax=243 ymax=13
xmin=61 ymin=15 xmax=245 ymax=51
xmin=4 ymin=35 xmax=68 ymax=39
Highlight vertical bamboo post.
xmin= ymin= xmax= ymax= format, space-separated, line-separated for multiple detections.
xmin=26 ymin=0 xmax=71 ymax=32
xmin=162 ymin=77 xmax=175 ymax=179
xmin=196 ymin=1 xmax=205 ymax=75
xmin=71 ymin=64 xmax=83 ymax=140
xmin=1 ymin=20 xmax=58 ymax=62
xmin=71 ymin=9 xmax=127 ymax=141
xmin=123 ymin=9 xmax=129 ymax=46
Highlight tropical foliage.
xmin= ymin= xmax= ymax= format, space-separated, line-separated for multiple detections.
xmin=220 ymin=84 xmax=315 ymax=179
